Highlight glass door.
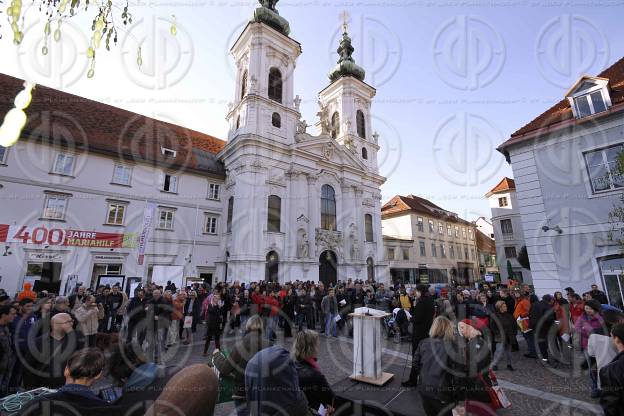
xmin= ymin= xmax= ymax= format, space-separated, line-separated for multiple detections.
xmin=600 ymin=257 xmax=624 ymax=309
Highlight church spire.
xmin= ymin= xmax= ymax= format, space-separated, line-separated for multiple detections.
xmin=328 ymin=12 xmax=365 ymax=83
xmin=251 ymin=0 xmax=291 ymax=36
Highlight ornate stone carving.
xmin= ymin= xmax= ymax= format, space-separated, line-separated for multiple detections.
xmin=249 ymin=75 xmax=258 ymax=94
xmin=362 ymin=198 xmax=375 ymax=207
xmin=294 ymin=95 xmax=301 ymax=112
xmin=298 ymin=229 xmax=309 ymax=258
xmin=349 ymin=223 xmax=360 ymax=261
xmin=372 ymin=131 xmax=379 ymax=144
xmin=317 ymin=101 xmax=331 ymax=135
xmin=296 ymin=119 xmax=309 ymax=135
xmin=322 ymin=143 xmax=333 ymax=160
xmin=297 ymin=214 xmax=309 ymax=224
xmin=315 ymin=228 xmax=343 ymax=253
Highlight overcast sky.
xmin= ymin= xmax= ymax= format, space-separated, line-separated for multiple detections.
xmin=2 ymin=0 xmax=623 ymax=223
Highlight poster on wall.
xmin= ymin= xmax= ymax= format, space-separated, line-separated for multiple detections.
xmin=151 ymin=266 xmax=184 ymax=290
xmin=64 ymin=274 xmax=79 ymax=295
xmin=97 ymin=275 xmax=125 ymax=289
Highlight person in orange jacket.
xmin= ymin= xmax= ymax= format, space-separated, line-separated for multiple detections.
xmin=17 ymin=282 xmax=36 ymax=301
xmin=512 ymin=289 xmax=537 ymax=358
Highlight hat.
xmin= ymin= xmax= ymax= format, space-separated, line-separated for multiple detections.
xmin=462 ymin=290 xmax=470 ymax=296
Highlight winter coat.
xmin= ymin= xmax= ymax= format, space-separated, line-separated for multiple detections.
xmin=575 ymin=313 xmax=605 ymax=350
xmin=450 ymin=333 xmax=493 ymax=404
xmin=204 ymin=304 xmax=222 ymax=334
xmin=490 ymin=311 xmax=516 ymax=344
xmin=412 ymin=337 xmax=454 ymax=402
xmin=321 ymin=295 xmax=338 ymax=315
xmin=74 ymin=304 xmax=104 ymax=336
xmin=529 ymin=300 xmax=556 ymax=339
xmin=245 ymin=346 xmax=311 ymax=416
xmin=295 ymin=359 xmax=335 ymax=410
xmin=213 ymin=329 xmax=270 ymax=399
xmin=411 ymin=296 xmax=435 ymax=347
xmin=172 ymin=297 xmax=185 ymax=321
xmin=600 ymin=351 xmax=624 ymax=416
xmin=513 ymin=297 xmax=531 ymax=319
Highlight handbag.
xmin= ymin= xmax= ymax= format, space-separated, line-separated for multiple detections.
xmin=481 ymin=369 xmax=511 ymax=409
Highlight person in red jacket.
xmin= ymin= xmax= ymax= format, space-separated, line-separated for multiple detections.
xmin=569 ymin=293 xmax=585 ymax=324
xmin=265 ymin=290 xmax=280 ymax=342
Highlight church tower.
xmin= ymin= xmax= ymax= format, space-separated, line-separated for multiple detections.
xmin=227 ymin=0 xmax=302 ymax=144
xmin=318 ymin=18 xmax=380 ymax=174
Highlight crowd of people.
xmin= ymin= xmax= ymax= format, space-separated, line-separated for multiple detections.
xmin=0 ymin=278 xmax=621 ymax=416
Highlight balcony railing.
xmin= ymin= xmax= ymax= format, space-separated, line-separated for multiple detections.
xmin=502 ymin=233 xmax=514 ymax=241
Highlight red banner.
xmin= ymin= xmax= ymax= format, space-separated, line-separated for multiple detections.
xmin=0 ymin=224 xmax=137 ymax=248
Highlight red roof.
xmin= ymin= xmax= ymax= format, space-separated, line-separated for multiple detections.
xmin=476 ymin=229 xmax=496 ymax=254
xmin=499 ymin=56 xmax=624 ymax=152
xmin=486 ymin=177 xmax=515 ymax=197
xmin=0 ymin=73 xmax=226 ymax=177
xmin=381 ymin=194 xmax=472 ymax=225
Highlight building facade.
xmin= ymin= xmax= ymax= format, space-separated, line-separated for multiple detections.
xmin=0 ymin=75 xmax=226 ymax=295
xmin=498 ymin=57 xmax=624 ymax=307
xmin=487 ymin=178 xmax=532 ymax=284
xmin=0 ymin=1 xmax=389 ymax=294
xmin=381 ymin=195 xmax=479 ymax=286
xmin=216 ymin=3 xmax=387 ymax=286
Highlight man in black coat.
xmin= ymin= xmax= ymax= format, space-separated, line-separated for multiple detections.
xmin=182 ymin=290 xmax=202 ymax=336
xmin=600 ymin=323 xmax=624 ymax=416
xmin=126 ymin=289 xmax=147 ymax=344
xmin=23 ymin=313 xmax=84 ymax=389
xmin=402 ymin=285 xmax=435 ymax=387
xmin=529 ymin=294 xmax=556 ymax=362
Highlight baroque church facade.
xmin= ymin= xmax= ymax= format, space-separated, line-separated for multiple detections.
xmin=214 ymin=1 xmax=388 ymax=285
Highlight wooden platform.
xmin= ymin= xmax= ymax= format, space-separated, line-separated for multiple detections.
xmin=349 ymin=371 xmax=394 ymax=386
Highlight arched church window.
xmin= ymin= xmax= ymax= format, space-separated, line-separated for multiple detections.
xmin=267 ymin=195 xmax=281 ymax=232
xmin=272 ymin=112 xmax=281 ymax=128
xmin=367 ymin=257 xmax=375 ymax=282
xmin=268 ymin=68 xmax=283 ymax=103
xmin=357 ymin=110 xmax=366 ymax=138
xmin=361 ymin=147 xmax=368 ymax=160
xmin=321 ymin=185 xmax=337 ymax=231
xmin=331 ymin=112 xmax=340 ymax=139
xmin=241 ymin=70 xmax=248 ymax=100
xmin=365 ymin=214 xmax=373 ymax=242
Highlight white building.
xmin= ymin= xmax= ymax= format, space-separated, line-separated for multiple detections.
xmin=217 ymin=3 xmax=387 ymax=285
xmin=0 ymin=1 xmax=388 ymax=294
xmin=486 ymin=178 xmax=532 ymax=284
xmin=497 ymin=56 xmax=624 ymax=306
xmin=0 ymin=74 xmax=226 ymax=295
xmin=474 ymin=217 xmax=494 ymax=240
xmin=381 ymin=195 xmax=479 ymax=286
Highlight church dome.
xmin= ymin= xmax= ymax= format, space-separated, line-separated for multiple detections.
xmin=328 ymin=29 xmax=365 ymax=82
xmin=251 ymin=0 xmax=290 ymax=37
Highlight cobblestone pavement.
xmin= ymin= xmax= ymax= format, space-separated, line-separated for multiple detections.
xmin=161 ymin=325 xmax=603 ymax=416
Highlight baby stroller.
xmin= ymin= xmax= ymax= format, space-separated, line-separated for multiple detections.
xmin=383 ymin=308 xmax=411 ymax=343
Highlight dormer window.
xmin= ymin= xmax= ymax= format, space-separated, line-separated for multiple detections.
xmin=161 ymin=147 xmax=177 ymax=158
xmin=566 ymin=77 xmax=612 ymax=119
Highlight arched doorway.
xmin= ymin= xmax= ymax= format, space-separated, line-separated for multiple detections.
xmin=319 ymin=251 xmax=338 ymax=286
xmin=265 ymin=251 xmax=279 ymax=283
xmin=366 ymin=257 xmax=375 ymax=282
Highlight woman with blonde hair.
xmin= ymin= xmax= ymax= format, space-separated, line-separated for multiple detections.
xmin=293 ymin=330 xmax=335 ymax=414
xmin=213 ymin=314 xmax=270 ymax=416
xmin=409 ymin=316 xmax=456 ymax=416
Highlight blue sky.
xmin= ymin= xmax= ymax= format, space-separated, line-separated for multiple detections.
xmin=2 ymin=0 xmax=623 ymax=223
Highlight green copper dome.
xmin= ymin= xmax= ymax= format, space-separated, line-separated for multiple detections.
xmin=251 ymin=0 xmax=290 ymax=37
xmin=329 ymin=28 xmax=365 ymax=82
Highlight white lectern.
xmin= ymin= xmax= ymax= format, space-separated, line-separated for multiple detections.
xmin=349 ymin=307 xmax=394 ymax=385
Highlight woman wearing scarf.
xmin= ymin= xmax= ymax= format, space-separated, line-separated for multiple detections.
xmin=292 ymin=330 xmax=335 ymax=414
xmin=575 ymin=300 xmax=605 ymax=398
